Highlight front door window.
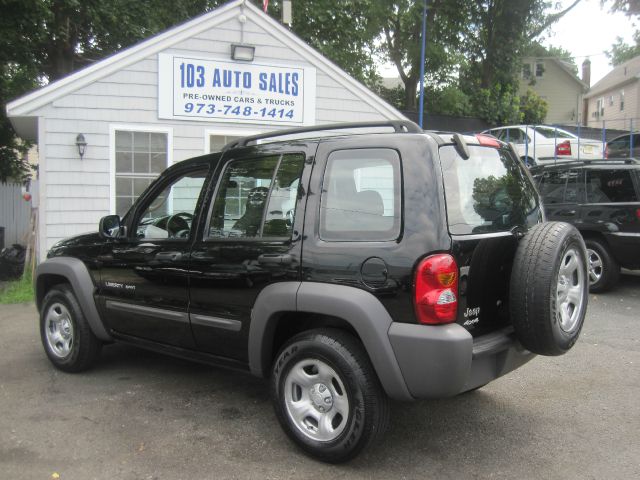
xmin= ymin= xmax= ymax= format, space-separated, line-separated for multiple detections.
xmin=134 ymin=169 xmax=208 ymax=240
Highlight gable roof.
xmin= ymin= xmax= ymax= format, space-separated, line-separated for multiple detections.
xmin=7 ymin=0 xmax=403 ymax=124
xmin=521 ymin=56 xmax=588 ymax=91
xmin=585 ymin=55 xmax=640 ymax=98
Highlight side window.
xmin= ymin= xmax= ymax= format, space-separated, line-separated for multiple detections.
xmin=208 ymin=153 xmax=305 ymax=239
xmin=539 ymin=170 xmax=581 ymax=204
xmin=586 ymin=170 xmax=638 ymax=203
xmin=320 ymin=149 xmax=400 ymax=241
xmin=134 ymin=168 xmax=208 ymax=240
xmin=503 ymin=129 xmax=524 ymax=143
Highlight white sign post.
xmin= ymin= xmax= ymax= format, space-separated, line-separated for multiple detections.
xmin=158 ymin=53 xmax=316 ymax=126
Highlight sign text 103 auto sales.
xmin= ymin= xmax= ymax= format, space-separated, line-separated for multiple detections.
xmin=158 ymin=54 xmax=315 ymax=125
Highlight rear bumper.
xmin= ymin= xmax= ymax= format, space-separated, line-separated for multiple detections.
xmin=388 ymin=323 xmax=534 ymax=399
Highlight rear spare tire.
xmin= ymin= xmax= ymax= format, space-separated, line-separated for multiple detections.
xmin=509 ymin=222 xmax=588 ymax=356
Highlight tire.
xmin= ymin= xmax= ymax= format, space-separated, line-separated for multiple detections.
xmin=40 ymin=284 xmax=101 ymax=372
xmin=509 ymin=222 xmax=588 ymax=356
xmin=271 ymin=328 xmax=389 ymax=463
xmin=584 ymin=238 xmax=620 ymax=293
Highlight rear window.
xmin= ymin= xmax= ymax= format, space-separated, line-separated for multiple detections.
xmin=440 ymin=145 xmax=540 ymax=235
xmin=533 ymin=127 xmax=576 ymax=139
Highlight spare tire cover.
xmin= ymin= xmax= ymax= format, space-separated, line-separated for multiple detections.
xmin=509 ymin=222 xmax=588 ymax=356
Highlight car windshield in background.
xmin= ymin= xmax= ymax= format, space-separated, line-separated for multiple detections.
xmin=440 ymin=145 xmax=540 ymax=235
xmin=533 ymin=127 xmax=576 ymax=139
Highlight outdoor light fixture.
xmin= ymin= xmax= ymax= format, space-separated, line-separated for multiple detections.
xmin=231 ymin=44 xmax=255 ymax=62
xmin=76 ymin=133 xmax=87 ymax=160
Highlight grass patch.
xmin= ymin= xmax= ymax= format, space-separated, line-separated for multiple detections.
xmin=0 ymin=271 xmax=34 ymax=304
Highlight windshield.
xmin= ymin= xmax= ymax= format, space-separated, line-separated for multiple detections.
xmin=439 ymin=145 xmax=541 ymax=235
xmin=533 ymin=127 xmax=576 ymax=139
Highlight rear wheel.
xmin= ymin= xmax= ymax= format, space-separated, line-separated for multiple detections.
xmin=271 ymin=328 xmax=389 ymax=463
xmin=510 ymin=222 xmax=588 ymax=356
xmin=40 ymin=285 xmax=101 ymax=372
xmin=584 ymin=238 xmax=619 ymax=293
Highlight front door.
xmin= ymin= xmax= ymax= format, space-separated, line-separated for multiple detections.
xmin=97 ymin=162 xmax=211 ymax=348
xmin=188 ymin=144 xmax=313 ymax=362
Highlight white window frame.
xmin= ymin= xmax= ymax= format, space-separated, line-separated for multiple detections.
xmin=535 ymin=62 xmax=544 ymax=78
xmin=203 ymin=127 xmax=262 ymax=154
xmin=109 ymin=124 xmax=173 ymax=215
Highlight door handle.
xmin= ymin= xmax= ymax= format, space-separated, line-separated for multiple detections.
xmin=258 ymin=253 xmax=293 ymax=265
xmin=155 ymin=251 xmax=183 ymax=261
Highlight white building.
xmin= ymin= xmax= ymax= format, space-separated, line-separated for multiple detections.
xmin=7 ymin=0 xmax=404 ymax=261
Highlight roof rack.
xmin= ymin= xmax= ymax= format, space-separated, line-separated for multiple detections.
xmin=530 ymin=158 xmax=640 ymax=169
xmin=222 ymin=120 xmax=422 ymax=150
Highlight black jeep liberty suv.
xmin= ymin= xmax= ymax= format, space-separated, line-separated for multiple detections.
xmin=36 ymin=121 xmax=589 ymax=462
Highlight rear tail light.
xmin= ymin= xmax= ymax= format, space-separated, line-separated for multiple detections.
xmin=636 ymin=208 xmax=640 ymax=220
xmin=556 ymin=140 xmax=572 ymax=156
xmin=475 ymin=134 xmax=501 ymax=148
xmin=414 ymin=254 xmax=459 ymax=325
xmin=605 ymin=144 xmax=610 ymax=159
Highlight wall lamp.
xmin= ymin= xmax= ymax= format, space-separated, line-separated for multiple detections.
xmin=76 ymin=133 xmax=87 ymax=160
xmin=231 ymin=44 xmax=255 ymax=62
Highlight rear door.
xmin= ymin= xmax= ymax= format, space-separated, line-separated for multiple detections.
xmin=536 ymin=168 xmax=584 ymax=223
xmin=582 ymin=167 xmax=640 ymax=268
xmin=438 ymin=143 xmax=542 ymax=336
xmin=188 ymin=143 xmax=314 ymax=362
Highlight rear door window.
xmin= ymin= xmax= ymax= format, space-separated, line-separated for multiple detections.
xmin=208 ymin=153 xmax=305 ymax=238
xmin=439 ymin=145 xmax=540 ymax=235
xmin=586 ymin=170 xmax=639 ymax=203
xmin=319 ymin=148 xmax=401 ymax=241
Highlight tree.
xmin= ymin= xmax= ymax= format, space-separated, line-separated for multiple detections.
xmin=606 ymin=32 xmax=640 ymax=65
xmin=520 ymin=89 xmax=548 ymax=124
xmin=376 ymin=0 xmax=470 ymax=111
xmin=0 ymin=0 xmax=220 ymax=182
xmin=266 ymin=0 xmax=383 ymax=85
xmin=607 ymin=0 xmax=640 ymax=16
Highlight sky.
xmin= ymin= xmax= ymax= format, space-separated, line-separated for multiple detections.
xmin=543 ymin=0 xmax=636 ymax=85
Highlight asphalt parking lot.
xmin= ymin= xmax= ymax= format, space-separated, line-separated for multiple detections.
xmin=1 ymin=275 xmax=639 ymax=480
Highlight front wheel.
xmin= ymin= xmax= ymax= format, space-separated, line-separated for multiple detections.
xmin=271 ymin=329 xmax=389 ymax=463
xmin=40 ymin=285 xmax=101 ymax=372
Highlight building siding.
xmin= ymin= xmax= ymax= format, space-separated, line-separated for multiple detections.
xmin=585 ymin=81 xmax=639 ymax=130
xmin=518 ymin=58 xmax=585 ymax=125
xmin=32 ymin=11 xmax=399 ymax=259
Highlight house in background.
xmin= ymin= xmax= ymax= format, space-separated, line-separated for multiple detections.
xmin=518 ymin=56 xmax=589 ymax=125
xmin=6 ymin=0 xmax=405 ymax=262
xmin=583 ymin=55 xmax=640 ymax=131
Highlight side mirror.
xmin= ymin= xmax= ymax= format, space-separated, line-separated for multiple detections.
xmin=99 ymin=214 xmax=123 ymax=239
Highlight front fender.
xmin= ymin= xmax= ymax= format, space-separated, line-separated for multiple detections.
xmin=36 ymin=257 xmax=112 ymax=341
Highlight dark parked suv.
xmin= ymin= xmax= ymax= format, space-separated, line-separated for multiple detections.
xmin=532 ymin=160 xmax=640 ymax=292
xmin=36 ymin=122 xmax=588 ymax=462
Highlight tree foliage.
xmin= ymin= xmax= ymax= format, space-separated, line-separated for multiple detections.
xmin=376 ymin=0 xmax=470 ymax=111
xmin=519 ymin=89 xmax=548 ymax=124
xmin=607 ymin=0 xmax=640 ymax=16
xmin=0 ymin=0 xmax=222 ymax=182
xmin=606 ymin=31 xmax=640 ymax=66
xmin=266 ymin=0 xmax=382 ymax=85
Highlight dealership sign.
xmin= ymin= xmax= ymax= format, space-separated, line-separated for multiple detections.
xmin=158 ymin=53 xmax=316 ymax=125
